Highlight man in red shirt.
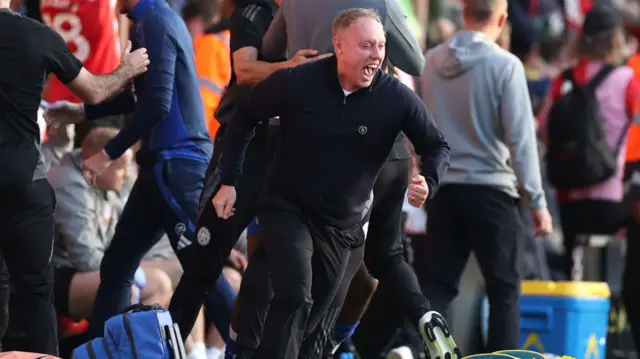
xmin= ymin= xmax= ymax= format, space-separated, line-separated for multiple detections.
xmin=40 ymin=0 xmax=123 ymax=104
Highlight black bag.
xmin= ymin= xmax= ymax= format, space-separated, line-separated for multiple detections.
xmin=546 ymin=65 xmax=631 ymax=190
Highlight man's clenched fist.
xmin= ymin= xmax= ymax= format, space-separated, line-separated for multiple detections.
xmin=407 ymin=175 xmax=429 ymax=208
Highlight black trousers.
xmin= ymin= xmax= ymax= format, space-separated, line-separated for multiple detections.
xmin=361 ymin=158 xmax=429 ymax=325
xmin=420 ymin=184 xmax=523 ymax=351
xmin=0 ymin=257 xmax=8 ymax=342
xmin=347 ymin=158 xmax=431 ymax=359
xmin=0 ymin=179 xmax=58 ymax=355
xmin=238 ymin=192 xmax=364 ymax=359
xmin=169 ymin=122 xmax=278 ymax=338
xmin=352 ymin=274 xmax=421 ymax=359
xmin=235 ymin=218 xmax=364 ymax=359
xmin=234 ymin=159 xmax=417 ymax=358
xmin=299 ymin=244 xmax=364 ymax=359
xmin=311 ymin=157 xmax=416 ymax=359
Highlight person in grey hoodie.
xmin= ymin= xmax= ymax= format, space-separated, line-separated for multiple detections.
xmin=419 ymin=0 xmax=553 ymax=351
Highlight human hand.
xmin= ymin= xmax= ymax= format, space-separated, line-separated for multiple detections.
xmin=531 ymin=208 xmax=553 ymax=236
xmin=212 ymin=185 xmax=237 ymax=219
xmin=228 ymin=249 xmax=248 ymax=273
xmin=43 ymin=101 xmax=85 ymax=126
xmin=407 ymin=175 xmax=429 ymax=208
xmin=120 ymin=40 xmax=150 ymax=78
xmin=288 ymin=49 xmax=333 ymax=67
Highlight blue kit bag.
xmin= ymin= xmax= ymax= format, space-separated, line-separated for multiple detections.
xmin=73 ymin=304 xmax=187 ymax=359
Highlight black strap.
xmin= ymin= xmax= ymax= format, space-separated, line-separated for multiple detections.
xmin=614 ymin=100 xmax=637 ymax=156
xmin=562 ymin=65 xmax=615 ymax=91
xmin=562 ymin=68 xmax=574 ymax=83
xmin=586 ymin=65 xmax=616 ymax=92
xmin=564 ymin=65 xmax=630 ymax=155
xmin=123 ymin=303 xmax=162 ymax=313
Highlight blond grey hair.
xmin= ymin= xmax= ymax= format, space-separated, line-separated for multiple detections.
xmin=332 ymin=8 xmax=382 ymax=38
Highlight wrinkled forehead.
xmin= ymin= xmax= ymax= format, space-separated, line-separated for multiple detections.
xmin=344 ymin=17 xmax=386 ymax=44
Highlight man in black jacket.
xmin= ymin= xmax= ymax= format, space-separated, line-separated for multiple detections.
xmin=245 ymin=0 xmax=453 ymax=357
xmin=212 ymin=8 xmax=453 ymax=359
xmin=168 ymin=0 xmax=329 ymax=343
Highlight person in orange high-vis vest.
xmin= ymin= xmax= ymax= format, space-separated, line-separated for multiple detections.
xmin=183 ymin=0 xmax=233 ymax=140
xmin=194 ymin=24 xmax=232 ymax=139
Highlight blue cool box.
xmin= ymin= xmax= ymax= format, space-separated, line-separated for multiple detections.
xmin=519 ymin=281 xmax=610 ymax=359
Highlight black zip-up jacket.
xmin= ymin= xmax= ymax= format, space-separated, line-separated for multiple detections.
xmin=220 ymin=56 xmax=450 ymax=229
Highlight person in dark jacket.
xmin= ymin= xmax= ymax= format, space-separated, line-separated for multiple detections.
xmin=167 ymin=0 xmax=329 ymax=344
xmin=242 ymin=0 xmax=447 ymax=357
xmin=43 ymin=0 xmax=238 ymax=340
xmin=212 ymin=8 xmax=454 ymax=359
xmin=3 ymin=1 xmax=149 ymax=352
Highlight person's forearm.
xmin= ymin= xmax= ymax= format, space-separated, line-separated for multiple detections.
xmin=104 ymin=85 xmax=172 ymax=159
xmin=262 ymin=9 xmax=287 ymax=61
xmin=89 ymin=66 xmax=135 ymax=104
xmin=505 ymin=105 xmax=546 ymax=208
xmin=235 ymin=60 xmax=288 ymax=86
xmin=118 ymin=15 xmax=130 ymax=55
xmin=222 ymin=67 xmax=289 ymax=183
xmin=418 ymin=141 xmax=450 ymax=198
xmin=84 ymin=87 xmax=136 ymax=120
xmin=502 ymin=63 xmax=547 ymax=209
xmin=219 ymin=109 xmax=259 ymax=185
xmin=404 ymin=104 xmax=450 ymax=197
xmin=511 ymin=136 xmax=547 ymax=209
